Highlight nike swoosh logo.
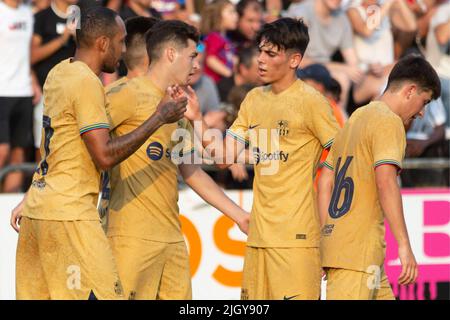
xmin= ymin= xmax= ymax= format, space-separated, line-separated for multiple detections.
xmin=249 ymin=124 xmax=260 ymax=129
xmin=283 ymin=294 xmax=300 ymax=300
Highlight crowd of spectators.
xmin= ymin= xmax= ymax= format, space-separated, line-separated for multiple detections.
xmin=0 ymin=0 xmax=449 ymax=191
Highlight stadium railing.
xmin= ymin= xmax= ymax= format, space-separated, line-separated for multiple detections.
xmin=0 ymin=158 xmax=449 ymax=192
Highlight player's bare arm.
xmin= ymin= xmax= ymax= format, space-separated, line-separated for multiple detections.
xmin=83 ymin=91 xmax=188 ymax=171
xmin=375 ymin=164 xmax=418 ymax=286
xmin=179 ymin=163 xmax=250 ymax=235
xmin=317 ymin=166 xmax=334 ymax=227
xmin=183 ymin=86 xmax=246 ymax=168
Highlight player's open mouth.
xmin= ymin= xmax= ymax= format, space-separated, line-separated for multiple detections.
xmin=258 ymin=68 xmax=267 ymax=76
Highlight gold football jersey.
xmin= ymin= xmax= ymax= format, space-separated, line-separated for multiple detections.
xmin=105 ymin=76 xmax=195 ymax=242
xmin=23 ymin=59 xmax=109 ymax=221
xmin=228 ymin=79 xmax=340 ymax=248
xmin=321 ymin=101 xmax=406 ymax=272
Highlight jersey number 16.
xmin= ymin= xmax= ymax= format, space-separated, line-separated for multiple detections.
xmin=328 ymin=156 xmax=354 ymax=219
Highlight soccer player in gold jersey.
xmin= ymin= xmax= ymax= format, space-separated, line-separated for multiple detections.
xmin=10 ymin=8 xmax=188 ymax=300
xmin=105 ymin=20 xmax=250 ymax=300
xmin=184 ymin=18 xmax=340 ymax=300
xmin=318 ymin=56 xmax=441 ymax=300
xmin=100 ymin=16 xmax=159 ymax=226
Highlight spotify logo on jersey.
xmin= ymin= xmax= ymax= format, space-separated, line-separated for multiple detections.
xmin=147 ymin=142 xmax=164 ymax=161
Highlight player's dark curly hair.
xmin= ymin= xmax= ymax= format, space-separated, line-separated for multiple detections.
xmin=145 ymin=20 xmax=199 ymax=62
xmin=256 ymin=18 xmax=309 ymax=56
xmin=386 ymin=55 xmax=441 ymax=100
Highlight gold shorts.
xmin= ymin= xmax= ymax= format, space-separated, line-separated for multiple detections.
xmin=325 ymin=267 xmax=395 ymax=300
xmin=16 ymin=217 xmax=124 ymax=300
xmin=108 ymin=236 xmax=192 ymax=300
xmin=241 ymin=246 xmax=322 ymax=300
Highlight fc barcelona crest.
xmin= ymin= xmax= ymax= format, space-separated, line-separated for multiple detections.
xmin=276 ymin=120 xmax=289 ymax=136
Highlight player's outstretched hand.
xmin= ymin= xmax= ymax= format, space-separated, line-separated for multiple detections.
xmin=237 ymin=212 xmax=250 ymax=235
xmin=10 ymin=197 xmax=25 ymax=232
xmin=156 ymin=86 xmax=188 ymax=124
xmin=398 ymin=245 xmax=418 ymax=285
xmin=183 ymin=86 xmax=202 ymax=121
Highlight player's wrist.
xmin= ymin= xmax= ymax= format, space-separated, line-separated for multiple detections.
xmin=234 ymin=209 xmax=248 ymax=223
xmin=398 ymin=240 xmax=412 ymax=250
xmin=59 ymin=35 xmax=68 ymax=46
xmin=152 ymin=111 xmax=166 ymax=126
xmin=192 ymin=112 xmax=203 ymax=122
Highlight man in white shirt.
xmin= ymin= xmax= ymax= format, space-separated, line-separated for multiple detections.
xmin=0 ymin=0 xmax=39 ymax=192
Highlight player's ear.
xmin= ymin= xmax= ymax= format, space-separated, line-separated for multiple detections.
xmin=166 ymin=47 xmax=177 ymax=63
xmin=289 ymin=52 xmax=302 ymax=69
xmin=97 ymin=36 xmax=110 ymax=54
xmin=405 ymin=83 xmax=417 ymax=100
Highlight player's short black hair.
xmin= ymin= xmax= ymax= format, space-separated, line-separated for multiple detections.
xmin=123 ymin=16 xmax=160 ymax=69
xmin=256 ymin=18 xmax=309 ymax=56
xmin=386 ymin=55 xmax=441 ymax=100
xmin=125 ymin=16 xmax=160 ymax=48
xmin=145 ymin=20 xmax=199 ymax=62
xmin=76 ymin=7 xmax=120 ymax=49
xmin=237 ymin=46 xmax=259 ymax=69
xmin=236 ymin=0 xmax=262 ymax=17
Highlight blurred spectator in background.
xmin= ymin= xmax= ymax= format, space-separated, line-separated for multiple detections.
xmin=120 ymin=0 xmax=162 ymax=20
xmin=107 ymin=0 xmax=122 ymax=11
xmin=402 ymin=97 xmax=448 ymax=186
xmin=31 ymin=0 xmax=77 ymax=162
xmin=388 ymin=0 xmax=418 ymax=59
xmin=77 ymin=0 xmax=122 ymax=13
xmin=406 ymin=98 xmax=446 ymax=158
xmin=346 ymin=0 xmax=396 ymax=105
xmin=218 ymin=46 xmax=261 ymax=102
xmin=408 ymin=0 xmax=438 ymax=44
xmin=346 ymin=0 xmax=416 ymax=105
xmin=151 ymin=0 xmax=195 ymax=20
xmin=201 ymin=0 xmax=238 ymax=83
xmin=326 ymin=77 xmax=343 ymax=103
xmin=227 ymin=0 xmax=263 ymax=52
xmin=287 ymin=0 xmax=416 ymax=114
xmin=77 ymin=0 xmax=121 ymax=12
xmin=297 ymin=63 xmax=346 ymax=126
xmin=31 ymin=0 xmax=50 ymax=12
xmin=190 ymin=50 xmax=227 ymax=131
xmin=286 ymin=0 xmax=364 ymax=110
xmin=425 ymin=0 xmax=450 ymax=130
xmin=264 ymin=0 xmax=283 ymax=22
xmin=0 ymin=0 xmax=40 ymax=192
